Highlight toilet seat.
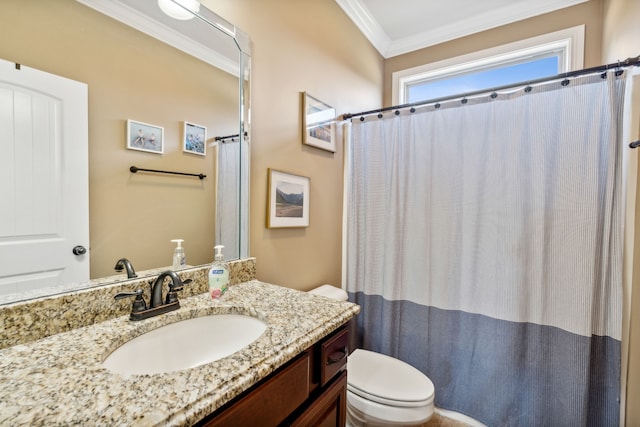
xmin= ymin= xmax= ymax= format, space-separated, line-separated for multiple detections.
xmin=347 ymin=349 xmax=434 ymax=407
xmin=347 ymin=390 xmax=434 ymax=426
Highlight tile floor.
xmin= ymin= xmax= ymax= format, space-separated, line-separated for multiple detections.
xmin=421 ymin=413 xmax=472 ymax=427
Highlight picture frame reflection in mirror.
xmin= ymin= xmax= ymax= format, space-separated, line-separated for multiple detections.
xmin=127 ymin=119 xmax=164 ymax=154
xmin=183 ymin=121 xmax=207 ymax=156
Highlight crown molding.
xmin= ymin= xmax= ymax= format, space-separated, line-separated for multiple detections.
xmin=334 ymin=0 xmax=390 ymax=57
xmin=336 ymin=0 xmax=588 ymax=59
xmin=76 ymin=0 xmax=239 ymax=76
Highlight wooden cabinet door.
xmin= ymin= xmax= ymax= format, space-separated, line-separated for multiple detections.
xmin=202 ymin=353 xmax=310 ymax=427
xmin=290 ymin=371 xmax=347 ymax=427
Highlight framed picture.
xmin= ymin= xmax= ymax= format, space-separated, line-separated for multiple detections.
xmin=267 ymin=169 xmax=310 ymax=228
xmin=126 ymin=119 xmax=164 ymax=154
xmin=183 ymin=121 xmax=207 ymax=156
xmin=302 ymin=92 xmax=336 ymax=153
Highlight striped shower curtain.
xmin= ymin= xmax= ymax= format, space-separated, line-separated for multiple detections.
xmin=345 ymin=71 xmax=629 ymax=426
xmin=216 ymin=138 xmax=240 ymax=258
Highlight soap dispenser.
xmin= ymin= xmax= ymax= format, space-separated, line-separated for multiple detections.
xmin=171 ymin=239 xmax=186 ymax=269
xmin=208 ymin=245 xmax=229 ymax=300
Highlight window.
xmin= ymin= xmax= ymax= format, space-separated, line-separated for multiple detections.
xmin=392 ymin=26 xmax=585 ymax=104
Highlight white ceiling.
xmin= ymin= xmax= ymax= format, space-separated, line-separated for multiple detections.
xmin=335 ymin=0 xmax=589 ymax=58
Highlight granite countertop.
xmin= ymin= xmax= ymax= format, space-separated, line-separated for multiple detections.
xmin=0 ymin=280 xmax=360 ymax=426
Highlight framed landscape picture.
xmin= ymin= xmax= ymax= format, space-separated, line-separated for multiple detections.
xmin=266 ymin=169 xmax=310 ymax=228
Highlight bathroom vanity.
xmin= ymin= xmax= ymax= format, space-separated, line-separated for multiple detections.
xmin=199 ymin=323 xmax=349 ymax=426
xmin=0 ymin=275 xmax=359 ymax=426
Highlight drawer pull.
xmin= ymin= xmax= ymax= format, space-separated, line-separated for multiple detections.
xmin=327 ymin=348 xmax=347 ymax=365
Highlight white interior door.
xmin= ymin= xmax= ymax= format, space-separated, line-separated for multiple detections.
xmin=0 ymin=58 xmax=89 ymax=296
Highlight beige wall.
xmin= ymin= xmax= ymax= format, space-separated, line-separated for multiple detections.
xmin=0 ymin=0 xmax=239 ymax=278
xmin=602 ymin=0 xmax=640 ymax=424
xmin=602 ymin=0 xmax=640 ymax=62
xmin=205 ymin=0 xmax=384 ymax=290
xmin=383 ymin=0 xmax=604 ymax=105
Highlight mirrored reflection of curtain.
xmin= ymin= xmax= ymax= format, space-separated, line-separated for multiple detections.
xmin=216 ymin=139 xmax=240 ymax=259
xmin=346 ymin=71 xmax=629 ymax=426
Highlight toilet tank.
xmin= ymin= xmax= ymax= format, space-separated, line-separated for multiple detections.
xmin=308 ymin=284 xmax=348 ymax=301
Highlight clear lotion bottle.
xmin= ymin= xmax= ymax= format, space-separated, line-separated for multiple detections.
xmin=208 ymin=245 xmax=229 ymax=300
xmin=171 ymin=239 xmax=186 ymax=269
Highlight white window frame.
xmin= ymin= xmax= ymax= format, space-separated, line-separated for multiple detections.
xmin=392 ymin=25 xmax=585 ymax=105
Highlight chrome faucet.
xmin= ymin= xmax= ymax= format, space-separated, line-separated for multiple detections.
xmin=114 ymin=258 xmax=137 ymax=278
xmin=115 ymin=270 xmax=191 ymax=321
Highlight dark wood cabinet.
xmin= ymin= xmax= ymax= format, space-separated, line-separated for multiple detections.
xmin=290 ymin=371 xmax=347 ymax=427
xmin=198 ymin=324 xmax=349 ymax=427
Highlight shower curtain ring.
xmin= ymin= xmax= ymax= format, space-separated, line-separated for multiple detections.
xmin=614 ymin=60 xmax=624 ymax=76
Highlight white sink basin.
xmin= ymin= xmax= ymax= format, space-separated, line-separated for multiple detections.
xmin=103 ymin=314 xmax=267 ymax=375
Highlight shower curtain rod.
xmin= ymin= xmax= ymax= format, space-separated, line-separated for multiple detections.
xmin=215 ymin=131 xmax=247 ymax=143
xmin=215 ymin=133 xmax=239 ymax=141
xmin=341 ymin=55 xmax=640 ymax=121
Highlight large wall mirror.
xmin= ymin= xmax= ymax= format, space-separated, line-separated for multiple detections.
xmin=0 ymin=0 xmax=250 ymax=304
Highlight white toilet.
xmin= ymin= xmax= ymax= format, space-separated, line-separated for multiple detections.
xmin=309 ymin=285 xmax=435 ymax=427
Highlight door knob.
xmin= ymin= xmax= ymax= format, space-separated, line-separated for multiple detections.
xmin=72 ymin=245 xmax=87 ymax=256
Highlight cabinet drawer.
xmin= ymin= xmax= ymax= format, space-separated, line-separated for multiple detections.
xmin=320 ymin=327 xmax=348 ymax=387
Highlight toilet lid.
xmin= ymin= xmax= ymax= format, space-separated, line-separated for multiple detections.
xmin=347 ymin=349 xmax=434 ymax=407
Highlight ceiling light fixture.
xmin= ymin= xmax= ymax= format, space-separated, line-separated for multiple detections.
xmin=157 ymin=0 xmax=200 ymax=20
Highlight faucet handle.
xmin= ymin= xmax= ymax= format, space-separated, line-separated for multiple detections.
xmin=114 ymin=289 xmax=147 ymax=314
xmin=170 ymin=278 xmax=192 ymax=292
xmin=165 ymin=278 xmax=192 ymax=304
